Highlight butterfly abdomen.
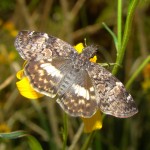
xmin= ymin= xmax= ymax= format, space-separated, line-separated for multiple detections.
xmin=57 ymin=70 xmax=78 ymax=96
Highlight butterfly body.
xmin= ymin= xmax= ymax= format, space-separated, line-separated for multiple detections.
xmin=15 ymin=30 xmax=138 ymax=118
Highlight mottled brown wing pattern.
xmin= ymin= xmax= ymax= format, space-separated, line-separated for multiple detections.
xmin=15 ymin=30 xmax=138 ymax=118
xmin=87 ymin=63 xmax=138 ymax=118
xmin=25 ymin=58 xmax=72 ymax=98
xmin=57 ymin=70 xmax=98 ymax=117
xmin=15 ymin=30 xmax=76 ymax=61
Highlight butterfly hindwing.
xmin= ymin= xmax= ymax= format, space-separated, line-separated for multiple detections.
xmin=87 ymin=63 xmax=138 ymax=118
xmin=57 ymin=70 xmax=98 ymax=117
xmin=24 ymin=58 xmax=72 ymax=98
xmin=15 ymin=30 xmax=76 ymax=61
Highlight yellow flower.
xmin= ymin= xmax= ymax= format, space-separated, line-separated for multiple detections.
xmin=143 ymin=63 xmax=150 ymax=79
xmin=142 ymin=63 xmax=150 ymax=91
xmin=16 ymin=69 xmax=44 ymax=99
xmin=0 ymin=49 xmax=17 ymax=64
xmin=3 ymin=21 xmax=14 ymax=30
xmin=81 ymin=110 xmax=102 ymax=133
xmin=74 ymin=43 xmax=84 ymax=54
xmin=74 ymin=43 xmax=97 ymax=63
xmin=142 ymin=79 xmax=150 ymax=91
xmin=3 ymin=21 xmax=18 ymax=37
xmin=8 ymin=51 xmax=17 ymax=61
xmin=0 ymin=123 xmax=11 ymax=133
xmin=16 ymin=43 xmax=102 ymax=132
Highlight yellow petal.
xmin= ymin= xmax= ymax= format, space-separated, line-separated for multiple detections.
xmin=0 ymin=123 xmax=11 ymax=133
xmin=16 ymin=77 xmax=43 ymax=99
xmin=9 ymin=51 xmax=17 ymax=61
xmin=16 ymin=69 xmax=24 ymax=80
xmin=90 ymin=55 xmax=97 ymax=63
xmin=142 ymin=79 xmax=150 ymax=91
xmin=74 ymin=43 xmax=97 ymax=63
xmin=74 ymin=43 xmax=84 ymax=54
xmin=16 ymin=62 xmax=27 ymax=79
xmin=10 ymin=30 xmax=18 ymax=37
xmin=143 ymin=63 xmax=150 ymax=79
xmin=81 ymin=110 xmax=102 ymax=133
xmin=3 ymin=21 xmax=15 ymax=30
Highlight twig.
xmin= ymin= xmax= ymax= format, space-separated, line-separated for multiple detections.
xmin=136 ymin=11 xmax=148 ymax=57
xmin=71 ymin=0 xmax=86 ymax=20
xmin=0 ymin=75 xmax=15 ymax=90
xmin=45 ymin=99 xmax=62 ymax=148
xmin=16 ymin=0 xmax=37 ymax=30
xmin=68 ymin=123 xmax=84 ymax=150
xmin=126 ymin=55 xmax=150 ymax=89
xmin=73 ymin=23 xmax=102 ymax=40
xmin=59 ymin=0 xmax=73 ymax=43
xmin=3 ymin=89 xmax=18 ymax=113
xmin=60 ymin=0 xmax=69 ymax=18
xmin=12 ymin=112 xmax=49 ymax=141
xmin=39 ymin=0 xmax=54 ymax=30
xmin=81 ymin=131 xmax=96 ymax=150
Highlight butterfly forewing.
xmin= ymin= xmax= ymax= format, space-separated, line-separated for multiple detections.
xmin=25 ymin=58 xmax=72 ymax=98
xmin=15 ymin=30 xmax=76 ymax=61
xmin=87 ymin=63 xmax=138 ymax=118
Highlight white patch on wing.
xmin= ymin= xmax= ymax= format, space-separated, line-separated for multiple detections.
xmin=29 ymin=31 xmax=35 ymax=36
xmin=90 ymin=87 xmax=94 ymax=92
xmin=72 ymin=84 xmax=90 ymax=100
xmin=43 ymin=33 xmax=49 ymax=39
xmin=116 ymin=81 xmax=123 ymax=87
xmin=40 ymin=63 xmax=63 ymax=78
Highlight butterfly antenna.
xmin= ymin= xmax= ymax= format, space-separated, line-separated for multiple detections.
xmin=84 ymin=38 xmax=87 ymax=47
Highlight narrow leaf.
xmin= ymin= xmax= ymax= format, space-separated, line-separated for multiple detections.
xmin=0 ymin=131 xmax=27 ymax=139
xmin=102 ymin=22 xmax=118 ymax=51
xmin=27 ymin=136 xmax=43 ymax=150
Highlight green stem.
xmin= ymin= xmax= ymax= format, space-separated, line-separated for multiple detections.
xmin=126 ymin=56 xmax=150 ymax=89
xmin=63 ymin=113 xmax=68 ymax=150
xmin=81 ymin=131 xmax=96 ymax=150
xmin=31 ymin=100 xmax=52 ymax=149
xmin=102 ymin=22 xmax=118 ymax=50
xmin=121 ymin=58 xmax=148 ymax=149
xmin=112 ymin=0 xmax=139 ymax=75
xmin=117 ymin=0 xmax=122 ymax=52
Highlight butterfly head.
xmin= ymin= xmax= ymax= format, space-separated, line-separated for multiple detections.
xmin=80 ymin=45 xmax=98 ymax=60
xmin=72 ymin=45 xmax=98 ymax=70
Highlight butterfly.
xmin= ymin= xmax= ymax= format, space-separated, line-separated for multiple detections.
xmin=15 ymin=30 xmax=138 ymax=118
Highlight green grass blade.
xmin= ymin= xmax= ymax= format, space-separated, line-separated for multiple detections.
xmin=0 ymin=131 xmax=27 ymax=139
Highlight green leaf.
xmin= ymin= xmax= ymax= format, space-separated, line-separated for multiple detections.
xmin=27 ymin=136 xmax=43 ymax=150
xmin=0 ymin=131 xmax=43 ymax=150
xmin=0 ymin=130 xmax=27 ymax=139
xmin=102 ymin=22 xmax=118 ymax=52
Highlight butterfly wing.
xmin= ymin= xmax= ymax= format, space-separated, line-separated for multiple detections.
xmin=15 ymin=30 xmax=76 ymax=61
xmin=57 ymin=70 xmax=98 ymax=118
xmin=87 ymin=63 xmax=138 ymax=118
xmin=15 ymin=30 xmax=138 ymax=118
xmin=24 ymin=58 xmax=72 ymax=98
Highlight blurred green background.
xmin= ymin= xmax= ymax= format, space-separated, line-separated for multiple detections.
xmin=0 ymin=0 xmax=150 ymax=150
